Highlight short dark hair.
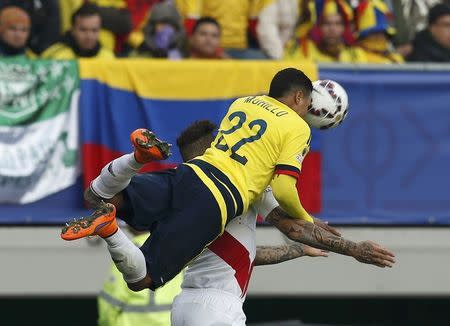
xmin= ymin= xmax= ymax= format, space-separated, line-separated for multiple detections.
xmin=71 ymin=3 xmax=101 ymax=26
xmin=268 ymin=68 xmax=313 ymax=98
xmin=177 ymin=120 xmax=217 ymax=161
xmin=192 ymin=17 xmax=221 ymax=34
xmin=428 ymin=4 xmax=450 ymax=25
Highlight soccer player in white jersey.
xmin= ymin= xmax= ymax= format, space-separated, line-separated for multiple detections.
xmin=78 ymin=120 xmax=395 ymax=325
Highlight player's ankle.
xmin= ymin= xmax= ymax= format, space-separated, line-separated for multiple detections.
xmin=127 ymin=152 xmax=144 ymax=169
xmin=100 ymin=226 xmax=118 ymax=239
xmin=133 ymin=151 xmax=152 ymax=164
xmin=103 ymin=226 xmax=125 ymax=245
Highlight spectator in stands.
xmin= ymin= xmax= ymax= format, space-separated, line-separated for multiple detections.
xmin=42 ymin=4 xmax=114 ymax=59
xmin=0 ymin=6 xmax=34 ymax=58
xmin=189 ymin=17 xmax=228 ymax=59
xmin=131 ymin=2 xmax=187 ymax=59
xmin=0 ymin=0 xmax=60 ymax=55
xmin=408 ymin=3 xmax=450 ymax=62
xmin=176 ymin=0 xmax=266 ymax=59
xmin=389 ymin=0 xmax=442 ymax=58
xmin=284 ymin=0 xmax=365 ymax=63
xmin=59 ymin=0 xmax=132 ymax=53
xmin=354 ymin=0 xmax=404 ymax=63
xmin=124 ymin=0 xmax=163 ymax=53
xmin=256 ymin=0 xmax=299 ymax=60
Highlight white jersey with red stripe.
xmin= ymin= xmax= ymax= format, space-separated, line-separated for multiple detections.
xmin=181 ymin=187 xmax=279 ymax=301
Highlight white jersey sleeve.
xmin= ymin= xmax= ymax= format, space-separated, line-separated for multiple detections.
xmin=254 ymin=186 xmax=279 ymax=220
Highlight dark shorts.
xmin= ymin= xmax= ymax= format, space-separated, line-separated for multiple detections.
xmin=119 ymin=164 xmax=223 ymax=290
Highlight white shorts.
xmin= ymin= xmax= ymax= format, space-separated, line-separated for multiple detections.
xmin=171 ymin=288 xmax=246 ymax=326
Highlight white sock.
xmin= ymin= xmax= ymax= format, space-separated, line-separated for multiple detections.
xmin=104 ymin=228 xmax=147 ymax=284
xmin=91 ymin=153 xmax=143 ymax=199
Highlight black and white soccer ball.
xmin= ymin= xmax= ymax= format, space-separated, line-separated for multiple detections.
xmin=305 ymin=79 xmax=349 ymax=130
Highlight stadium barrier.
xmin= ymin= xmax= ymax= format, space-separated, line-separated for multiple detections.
xmin=319 ymin=63 xmax=450 ymax=224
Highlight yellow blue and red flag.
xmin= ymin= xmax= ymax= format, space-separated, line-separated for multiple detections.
xmin=79 ymin=59 xmax=322 ymax=215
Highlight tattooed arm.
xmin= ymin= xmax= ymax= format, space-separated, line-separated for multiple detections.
xmin=265 ymin=206 xmax=396 ymax=268
xmin=254 ymin=244 xmax=328 ymax=266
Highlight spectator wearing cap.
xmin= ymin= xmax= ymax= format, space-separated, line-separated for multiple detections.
xmin=131 ymin=2 xmax=187 ymax=59
xmin=0 ymin=0 xmax=60 ymax=55
xmin=0 ymin=6 xmax=34 ymax=58
xmin=42 ymin=3 xmax=114 ymax=59
xmin=189 ymin=17 xmax=228 ymax=59
xmin=354 ymin=0 xmax=403 ymax=63
xmin=284 ymin=0 xmax=365 ymax=63
xmin=408 ymin=3 xmax=450 ymax=62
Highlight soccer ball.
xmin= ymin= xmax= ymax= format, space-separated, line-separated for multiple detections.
xmin=304 ymin=79 xmax=349 ymax=130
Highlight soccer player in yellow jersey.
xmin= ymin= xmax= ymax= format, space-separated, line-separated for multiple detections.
xmin=61 ymin=68 xmax=319 ymax=291
xmin=194 ymin=68 xmax=314 ymax=224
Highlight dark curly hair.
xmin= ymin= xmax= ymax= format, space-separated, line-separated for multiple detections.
xmin=176 ymin=120 xmax=217 ymax=161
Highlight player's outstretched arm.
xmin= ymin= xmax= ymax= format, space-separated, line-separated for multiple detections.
xmin=266 ymin=207 xmax=396 ymax=268
xmin=271 ymin=174 xmax=314 ymax=223
xmin=254 ymin=244 xmax=328 ymax=266
xmin=312 ymin=217 xmax=341 ymax=237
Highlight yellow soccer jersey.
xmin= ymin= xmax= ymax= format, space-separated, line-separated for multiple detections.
xmin=187 ymin=95 xmax=311 ymax=223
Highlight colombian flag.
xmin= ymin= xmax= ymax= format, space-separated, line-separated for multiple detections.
xmin=79 ymin=60 xmax=322 ymax=214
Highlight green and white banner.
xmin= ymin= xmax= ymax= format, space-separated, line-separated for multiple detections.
xmin=0 ymin=59 xmax=80 ymax=204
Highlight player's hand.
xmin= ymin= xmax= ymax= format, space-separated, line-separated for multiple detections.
xmin=352 ymin=241 xmax=396 ymax=268
xmin=313 ymin=217 xmax=341 ymax=237
xmin=303 ymin=245 xmax=329 ymax=257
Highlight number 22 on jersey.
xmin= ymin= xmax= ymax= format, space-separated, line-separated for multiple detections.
xmin=215 ymin=111 xmax=267 ymax=165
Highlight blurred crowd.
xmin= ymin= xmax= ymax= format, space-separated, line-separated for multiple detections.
xmin=0 ymin=0 xmax=449 ymax=63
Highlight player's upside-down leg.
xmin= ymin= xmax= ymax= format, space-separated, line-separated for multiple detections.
xmin=61 ymin=128 xmax=228 ymax=292
xmin=62 ymin=129 xmax=172 ymax=291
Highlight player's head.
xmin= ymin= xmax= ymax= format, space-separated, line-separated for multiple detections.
xmin=268 ymin=68 xmax=313 ymax=118
xmin=177 ymin=120 xmax=217 ymax=162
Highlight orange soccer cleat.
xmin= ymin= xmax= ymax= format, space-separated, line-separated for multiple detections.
xmin=61 ymin=202 xmax=118 ymax=241
xmin=130 ymin=128 xmax=171 ymax=164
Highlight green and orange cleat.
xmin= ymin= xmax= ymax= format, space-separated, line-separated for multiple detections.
xmin=61 ymin=202 xmax=118 ymax=241
xmin=130 ymin=128 xmax=171 ymax=164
